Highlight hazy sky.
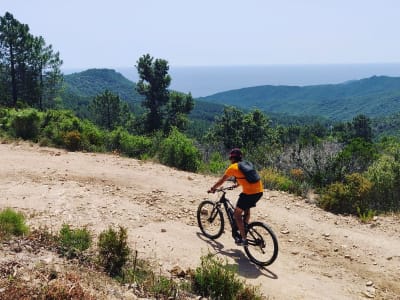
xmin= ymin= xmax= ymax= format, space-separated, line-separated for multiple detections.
xmin=1 ymin=0 xmax=400 ymax=69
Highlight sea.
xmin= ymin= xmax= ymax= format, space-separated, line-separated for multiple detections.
xmin=63 ymin=63 xmax=400 ymax=98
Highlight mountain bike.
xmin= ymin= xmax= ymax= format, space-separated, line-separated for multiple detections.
xmin=197 ymin=186 xmax=278 ymax=266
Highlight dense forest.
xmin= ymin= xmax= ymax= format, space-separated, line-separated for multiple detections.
xmin=199 ymin=76 xmax=400 ymax=121
xmin=1 ymin=12 xmax=400 ymax=220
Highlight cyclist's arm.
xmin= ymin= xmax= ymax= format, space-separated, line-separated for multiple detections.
xmin=209 ymin=174 xmax=230 ymax=193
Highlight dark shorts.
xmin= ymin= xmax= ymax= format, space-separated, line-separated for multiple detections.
xmin=236 ymin=192 xmax=263 ymax=210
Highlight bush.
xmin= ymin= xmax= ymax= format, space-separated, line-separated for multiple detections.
xmin=98 ymin=226 xmax=130 ymax=276
xmin=58 ymin=224 xmax=92 ymax=258
xmin=259 ymin=168 xmax=294 ymax=192
xmin=207 ymin=152 xmax=227 ymax=174
xmin=80 ymin=120 xmax=105 ymax=152
xmin=0 ymin=208 xmax=29 ymax=239
xmin=365 ymin=154 xmax=400 ymax=211
xmin=63 ymin=130 xmax=82 ymax=151
xmin=192 ymin=254 xmax=264 ymax=300
xmin=151 ymin=275 xmax=178 ymax=299
xmin=106 ymin=127 xmax=152 ymax=158
xmin=41 ymin=110 xmax=82 ymax=146
xmin=319 ymin=173 xmax=372 ymax=214
xmin=10 ymin=109 xmax=41 ymax=140
xmin=159 ymin=128 xmax=201 ymax=172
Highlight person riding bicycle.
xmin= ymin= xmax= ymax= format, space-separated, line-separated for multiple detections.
xmin=208 ymin=148 xmax=263 ymax=246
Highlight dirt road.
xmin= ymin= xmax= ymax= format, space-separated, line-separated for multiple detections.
xmin=1 ymin=142 xmax=399 ymax=299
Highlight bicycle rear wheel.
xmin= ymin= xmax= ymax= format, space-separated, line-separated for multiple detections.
xmin=244 ymin=221 xmax=278 ymax=266
xmin=197 ymin=200 xmax=224 ymax=239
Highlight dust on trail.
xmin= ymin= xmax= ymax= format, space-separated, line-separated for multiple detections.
xmin=1 ymin=142 xmax=399 ymax=299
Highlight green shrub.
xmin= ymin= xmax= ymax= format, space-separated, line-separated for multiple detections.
xmin=120 ymin=133 xmax=152 ymax=158
xmin=98 ymin=226 xmax=130 ymax=276
xmin=319 ymin=173 xmax=372 ymax=214
xmin=259 ymin=168 xmax=294 ymax=192
xmin=63 ymin=130 xmax=82 ymax=151
xmin=41 ymin=110 xmax=82 ymax=146
xmin=151 ymin=275 xmax=178 ymax=299
xmin=0 ymin=208 xmax=29 ymax=239
xmin=58 ymin=224 xmax=92 ymax=258
xmin=357 ymin=207 xmax=376 ymax=223
xmin=0 ymin=108 xmax=11 ymax=133
xmin=10 ymin=109 xmax=41 ymax=140
xmin=365 ymin=154 xmax=400 ymax=211
xmin=159 ymin=128 xmax=201 ymax=172
xmin=80 ymin=120 xmax=105 ymax=152
xmin=192 ymin=254 xmax=263 ymax=300
xmin=207 ymin=152 xmax=227 ymax=174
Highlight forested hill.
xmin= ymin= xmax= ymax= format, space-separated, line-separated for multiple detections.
xmin=61 ymin=68 xmax=225 ymax=123
xmin=63 ymin=68 xmax=143 ymax=104
xmin=199 ymin=76 xmax=400 ymax=121
xmin=61 ymin=69 xmax=144 ymax=116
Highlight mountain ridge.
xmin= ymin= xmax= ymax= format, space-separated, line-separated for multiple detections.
xmin=199 ymin=75 xmax=400 ymax=121
xmin=61 ymin=68 xmax=400 ymax=122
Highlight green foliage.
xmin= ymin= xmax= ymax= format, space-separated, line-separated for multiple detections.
xmin=58 ymin=224 xmax=91 ymax=258
xmin=330 ymin=138 xmax=377 ymax=182
xmin=163 ymin=91 xmax=194 ymax=133
xmin=10 ymin=109 xmax=41 ymax=140
xmin=107 ymin=127 xmax=152 ymax=158
xmin=159 ymin=128 xmax=201 ymax=172
xmin=192 ymin=254 xmax=264 ymax=300
xmin=136 ymin=54 xmax=171 ymax=133
xmin=357 ymin=207 xmax=376 ymax=223
xmin=208 ymin=106 xmax=272 ymax=150
xmin=259 ymin=168 xmax=295 ymax=192
xmin=40 ymin=109 xmax=82 ymax=146
xmin=0 ymin=208 xmax=29 ymax=239
xmin=88 ymin=90 xmax=129 ymax=130
xmin=365 ymin=154 xmax=400 ymax=211
xmin=80 ymin=120 xmax=106 ymax=152
xmin=151 ymin=275 xmax=178 ymax=299
xmin=63 ymin=130 xmax=81 ymax=151
xmin=207 ymin=152 xmax=227 ymax=174
xmin=0 ymin=12 xmax=62 ymax=109
xmin=319 ymin=173 xmax=372 ymax=215
xmin=97 ymin=226 xmax=130 ymax=277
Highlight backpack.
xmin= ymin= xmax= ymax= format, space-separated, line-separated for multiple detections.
xmin=237 ymin=160 xmax=260 ymax=183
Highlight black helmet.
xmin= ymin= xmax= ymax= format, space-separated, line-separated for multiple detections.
xmin=229 ymin=148 xmax=242 ymax=160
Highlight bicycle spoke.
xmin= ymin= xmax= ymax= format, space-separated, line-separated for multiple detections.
xmin=197 ymin=200 xmax=224 ymax=239
xmin=244 ymin=222 xmax=278 ymax=266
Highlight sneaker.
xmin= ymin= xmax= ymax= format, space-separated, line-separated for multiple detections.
xmin=235 ymin=237 xmax=248 ymax=246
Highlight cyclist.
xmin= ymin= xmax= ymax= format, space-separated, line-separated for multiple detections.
xmin=208 ymin=148 xmax=263 ymax=246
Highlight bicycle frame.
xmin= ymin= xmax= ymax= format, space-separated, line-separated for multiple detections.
xmin=213 ymin=186 xmax=240 ymax=235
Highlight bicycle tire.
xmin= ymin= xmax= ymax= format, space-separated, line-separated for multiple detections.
xmin=197 ymin=200 xmax=224 ymax=239
xmin=244 ymin=221 xmax=278 ymax=266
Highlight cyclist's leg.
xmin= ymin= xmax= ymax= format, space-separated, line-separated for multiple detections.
xmin=236 ymin=192 xmax=263 ymax=240
xmin=234 ymin=206 xmax=246 ymax=240
xmin=243 ymin=209 xmax=250 ymax=224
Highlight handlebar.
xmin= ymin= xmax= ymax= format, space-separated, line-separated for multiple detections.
xmin=208 ymin=185 xmax=237 ymax=193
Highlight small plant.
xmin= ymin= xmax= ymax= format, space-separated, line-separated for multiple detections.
xmin=151 ymin=274 xmax=178 ymax=299
xmin=98 ymin=226 xmax=130 ymax=276
xmin=0 ymin=208 xmax=29 ymax=239
xmin=357 ymin=207 xmax=376 ymax=223
xmin=58 ymin=224 xmax=92 ymax=258
xmin=192 ymin=254 xmax=264 ymax=300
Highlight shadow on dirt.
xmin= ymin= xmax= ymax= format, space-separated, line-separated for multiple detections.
xmin=196 ymin=232 xmax=278 ymax=280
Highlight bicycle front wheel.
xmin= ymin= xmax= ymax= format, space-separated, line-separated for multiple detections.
xmin=197 ymin=200 xmax=224 ymax=239
xmin=244 ymin=221 xmax=278 ymax=266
